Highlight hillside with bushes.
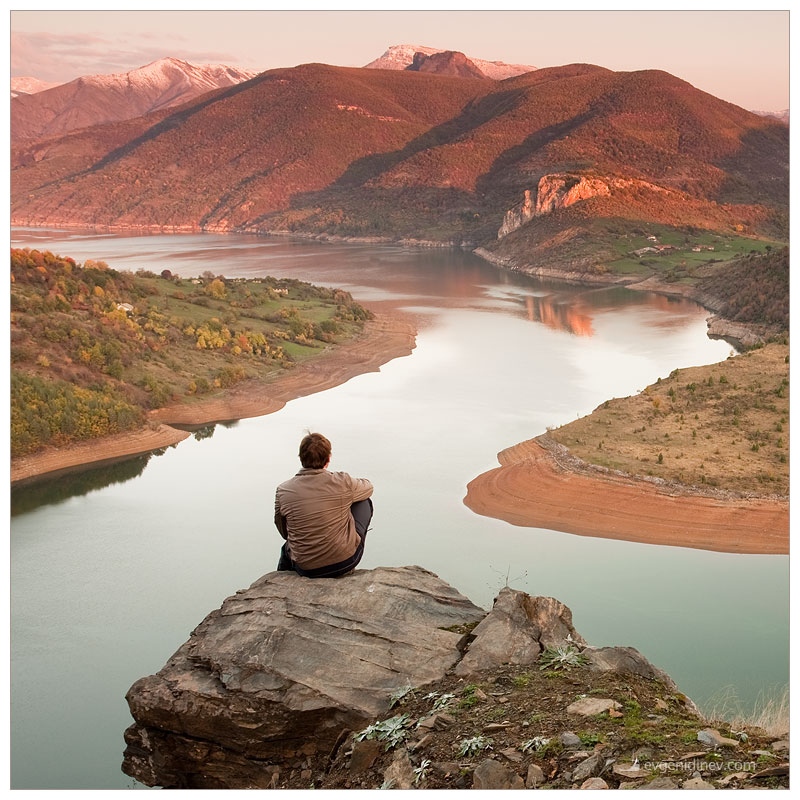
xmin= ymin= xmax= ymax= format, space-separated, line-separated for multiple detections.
xmin=10 ymin=248 xmax=371 ymax=457
xmin=698 ymin=247 xmax=789 ymax=330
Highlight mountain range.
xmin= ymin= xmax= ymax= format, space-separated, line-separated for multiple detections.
xmin=11 ymin=57 xmax=257 ymax=142
xmin=10 ymin=53 xmax=788 ymax=273
xmin=10 ymin=76 xmax=60 ymax=98
xmin=364 ymin=44 xmax=537 ymax=79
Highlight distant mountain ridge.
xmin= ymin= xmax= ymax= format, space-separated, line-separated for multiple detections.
xmin=11 ymin=57 xmax=257 ymax=142
xmin=10 ymin=76 xmax=61 ymax=98
xmin=406 ymin=50 xmax=488 ymax=78
xmin=11 ymin=61 xmax=788 ymax=273
xmin=364 ymin=44 xmax=536 ymax=79
xmin=753 ymin=108 xmax=789 ymax=124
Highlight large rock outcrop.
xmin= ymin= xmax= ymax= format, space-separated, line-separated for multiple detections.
xmin=406 ymin=50 xmax=487 ymax=79
xmin=122 ymin=566 xmax=485 ymax=788
xmin=497 ymin=174 xmax=669 ymax=238
xmin=122 ymin=566 xmax=688 ymax=789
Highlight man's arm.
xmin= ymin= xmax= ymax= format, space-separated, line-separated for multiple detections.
xmin=274 ymin=492 xmax=289 ymax=539
xmin=347 ymin=475 xmax=373 ymax=503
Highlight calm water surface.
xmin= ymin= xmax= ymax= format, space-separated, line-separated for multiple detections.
xmin=10 ymin=229 xmax=789 ymax=789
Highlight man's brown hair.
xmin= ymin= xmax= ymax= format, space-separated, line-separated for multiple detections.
xmin=299 ymin=432 xmax=331 ymax=469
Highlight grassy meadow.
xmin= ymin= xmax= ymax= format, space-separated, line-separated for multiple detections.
xmin=548 ymin=342 xmax=789 ymax=497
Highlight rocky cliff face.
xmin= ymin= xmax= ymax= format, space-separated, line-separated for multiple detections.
xmin=498 ymin=174 xmax=668 ymax=238
xmin=406 ymin=50 xmax=487 ymax=79
xmin=122 ymin=565 xmax=699 ymax=789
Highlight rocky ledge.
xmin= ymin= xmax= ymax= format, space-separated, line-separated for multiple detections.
xmin=122 ymin=566 xmax=789 ymax=789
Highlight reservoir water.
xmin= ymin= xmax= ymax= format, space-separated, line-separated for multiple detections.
xmin=10 ymin=229 xmax=789 ymax=789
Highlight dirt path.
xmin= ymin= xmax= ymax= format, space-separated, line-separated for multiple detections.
xmin=10 ymin=310 xmax=417 ymax=485
xmin=464 ymin=436 xmax=788 ymax=555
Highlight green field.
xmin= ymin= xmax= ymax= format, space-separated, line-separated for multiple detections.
xmin=603 ymin=225 xmax=782 ymax=281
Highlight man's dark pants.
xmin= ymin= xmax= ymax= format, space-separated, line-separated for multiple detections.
xmin=277 ymin=498 xmax=373 ymax=578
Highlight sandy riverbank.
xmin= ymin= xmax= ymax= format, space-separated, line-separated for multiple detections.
xmin=13 ymin=299 xmax=788 ymax=558
xmin=10 ymin=310 xmax=417 ymax=485
xmin=464 ymin=436 xmax=789 ymax=555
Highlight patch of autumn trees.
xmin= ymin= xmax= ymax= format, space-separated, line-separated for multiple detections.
xmin=10 ymin=248 xmax=371 ymax=457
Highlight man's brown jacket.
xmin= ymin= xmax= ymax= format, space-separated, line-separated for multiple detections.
xmin=274 ymin=468 xmax=373 ymax=570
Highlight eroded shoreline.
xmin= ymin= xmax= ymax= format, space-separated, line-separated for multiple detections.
xmin=10 ymin=310 xmax=417 ymax=485
xmin=464 ymin=435 xmax=789 ymax=556
xmin=12 ymin=275 xmax=787 ymax=558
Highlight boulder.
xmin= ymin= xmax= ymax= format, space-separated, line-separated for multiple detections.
xmin=526 ymin=763 xmax=546 ymax=787
xmin=572 ymin=752 xmax=606 ymax=781
xmin=382 ymin=748 xmax=415 ymax=789
xmin=581 ymin=777 xmax=610 ymax=789
xmin=455 ymin=588 xmax=585 ymax=675
xmin=122 ymin=565 xmax=484 ymax=788
xmin=697 ymin=728 xmax=740 ymax=748
xmin=567 ymin=697 xmax=622 ymax=717
xmin=472 ymin=758 xmax=525 ymax=789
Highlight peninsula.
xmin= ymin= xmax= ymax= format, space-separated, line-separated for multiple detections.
xmin=465 ymin=343 xmax=789 ymax=556
xmin=10 ymin=248 xmax=416 ymax=484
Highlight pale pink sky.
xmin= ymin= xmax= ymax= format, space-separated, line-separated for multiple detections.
xmin=8 ymin=7 xmax=792 ymax=112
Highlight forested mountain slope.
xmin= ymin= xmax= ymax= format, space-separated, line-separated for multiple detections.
xmin=10 ymin=62 xmax=788 ymax=276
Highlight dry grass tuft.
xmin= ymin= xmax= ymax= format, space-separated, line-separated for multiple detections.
xmin=702 ymin=684 xmax=790 ymax=739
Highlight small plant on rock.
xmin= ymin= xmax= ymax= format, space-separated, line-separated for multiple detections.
xmin=458 ymin=684 xmax=481 ymax=709
xmin=520 ymin=736 xmax=551 ymax=754
xmin=413 ymin=758 xmax=432 ymax=785
xmin=388 ymin=684 xmax=415 ymax=709
xmin=355 ymin=714 xmax=411 ymax=751
xmin=538 ymin=645 xmax=588 ymax=671
xmin=456 ymin=735 xmax=493 ymax=758
xmin=578 ymin=731 xmax=603 ymax=747
xmin=431 ymin=692 xmax=456 ymax=711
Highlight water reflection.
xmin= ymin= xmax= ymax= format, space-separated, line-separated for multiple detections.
xmin=11 ymin=454 xmax=152 ymax=516
xmin=192 ymin=424 xmax=217 ymax=441
xmin=523 ymin=294 xmax=594 ymax=336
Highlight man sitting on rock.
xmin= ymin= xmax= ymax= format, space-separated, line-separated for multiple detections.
xmin=275 ymin=432 xmax=374 ymax=578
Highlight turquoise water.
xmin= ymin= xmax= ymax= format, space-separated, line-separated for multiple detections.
xmin=10 ymin=230 xmax=788 ymax=789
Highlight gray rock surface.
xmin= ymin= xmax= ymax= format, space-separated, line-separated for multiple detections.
xmin=472 ymin=758 xmax=525 ymax=789
xmin=572 ymin=751 xmax=606 ymax=781
xmin=697 ymin=727 xmax=740 ymax=748
xmin=382 ymin=748 xmax=415 ymax=789
xmin=123 ymin=565 xmax=484 ymax=788
xmin=455 ymin=587 xmax=585 ymax=675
